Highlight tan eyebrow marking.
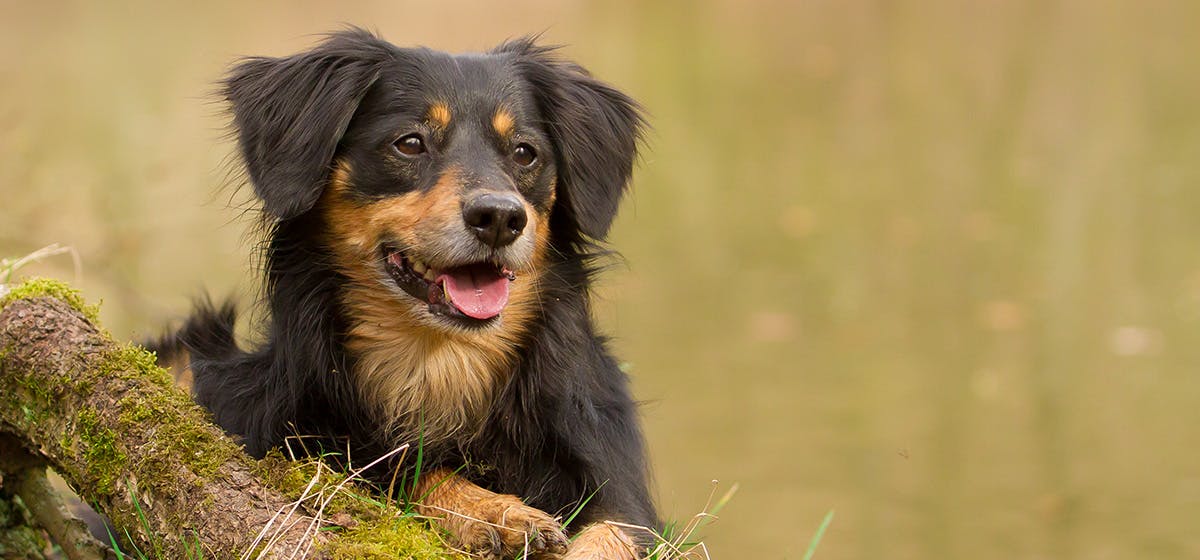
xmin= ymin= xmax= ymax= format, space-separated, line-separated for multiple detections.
xmin=492 ymin=108 xmax=515 ymax=138
xmin=428 ymin=102 xmax=451 ymax=129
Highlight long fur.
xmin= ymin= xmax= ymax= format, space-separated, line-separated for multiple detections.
xmin=150 ymin=27 xmax=657 ymax=538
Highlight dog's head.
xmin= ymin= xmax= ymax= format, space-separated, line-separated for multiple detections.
xmin=225 ymin=29 xmax=642 ymax=333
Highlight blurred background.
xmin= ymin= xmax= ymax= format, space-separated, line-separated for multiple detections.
xmin=3 ymin=0 xmax=1199 ymax=558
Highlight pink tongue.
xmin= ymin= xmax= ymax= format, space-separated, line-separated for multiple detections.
xmin=437 ymin=265 xmax=510 ymax=320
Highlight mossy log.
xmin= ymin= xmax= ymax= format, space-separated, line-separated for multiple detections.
xmin=0 ymin=283 xmax=460 ymax=560
xmin=0 ymin=291 xmax=323 ymax=558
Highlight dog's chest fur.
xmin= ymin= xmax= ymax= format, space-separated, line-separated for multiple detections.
xmin=338 ymin=276 xmax=541 ymax=444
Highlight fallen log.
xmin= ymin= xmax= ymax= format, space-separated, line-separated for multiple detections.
xmin=0 ymin=280 xmax=458 ymax=559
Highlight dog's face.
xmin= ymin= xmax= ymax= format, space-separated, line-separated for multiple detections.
xmin=322 ymin=53 xmax=559 ymax=331
xmin=224 ymin=30 xmax=642 ymax=334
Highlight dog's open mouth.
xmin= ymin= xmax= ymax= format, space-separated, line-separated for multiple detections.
xmin=383 ymin=248 xmax=516 ymax=324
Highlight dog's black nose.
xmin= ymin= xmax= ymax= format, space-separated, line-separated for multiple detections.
xmin=462 ymin=193 xmax=528 ymax=248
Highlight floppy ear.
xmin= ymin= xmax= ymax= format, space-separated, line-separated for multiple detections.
xmin=225 ymin=29 xmax=387 ymax=220
xmin=503 ymin=41 xmax=645 ymax=240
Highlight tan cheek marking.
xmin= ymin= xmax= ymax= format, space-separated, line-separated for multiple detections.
xmin=321 ymin=163 xmax=461 ymax=260
xmin=321 ymin=162 xmax=474 ymax=278
xmin=322 ymin=163 xmax=379 ymax=252
xmin=428 ymin=102 xmax=452 ymax=129
xmin=363 ymin=168 xmax=463 ymax=245
xmin=492 ymin=108 xmax=515 ymax=138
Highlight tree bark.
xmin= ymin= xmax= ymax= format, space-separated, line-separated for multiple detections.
xmin=0 ymin=437 xmax=113 ymax=560
xmin=0 ymin=295 xmax=319 ymax=558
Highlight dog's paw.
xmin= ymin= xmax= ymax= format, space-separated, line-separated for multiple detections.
xmin=439 ymin=494 xmax=568 ymax=558
xmin=444 ymin=493 xmax=568 ymax=558
xmin=561 ymin=523 xmax=640 ymax=560
xmin=414 ymin=469 xmax=568 ymax=558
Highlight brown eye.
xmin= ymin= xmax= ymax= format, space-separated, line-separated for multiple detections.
xmin=394 ymin=133 xmax=426 ymax=156
xmin=513 ymin=143 xmax=536 ymax=167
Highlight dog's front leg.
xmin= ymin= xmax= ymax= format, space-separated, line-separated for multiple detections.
xmin=413 ymin=468 xmax=569 ymax=559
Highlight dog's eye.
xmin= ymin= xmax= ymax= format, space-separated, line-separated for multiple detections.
xmin=394 ymin=134 xmax=426 ymax=156
xmin=513 ymin=143 xmax=536 ymax=167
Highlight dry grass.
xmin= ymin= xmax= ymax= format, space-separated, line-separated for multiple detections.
xmin=246 ymin=444 xmax=415 ymax=560
xmin=0 ymin=244 xmax=80 ymax=292
xmin=596 ymin=481 xmax=739 ymax=560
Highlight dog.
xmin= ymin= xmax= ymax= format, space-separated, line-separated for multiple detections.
xmin=152 ymin=28 xmax=657 ymax=559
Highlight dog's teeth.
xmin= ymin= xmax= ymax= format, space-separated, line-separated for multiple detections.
xmin=411 ymin=260 xmax=427 ymax=275
xmin=423 ymin=270 xmax=438 ymax=282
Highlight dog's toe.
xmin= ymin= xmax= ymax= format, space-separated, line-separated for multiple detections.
xmin=437 ymin=494 xmax=568 ymax=559
xmin=458 ymin=521 xmax=503 ymax=557
xmin=488 ymin=496 xmax=568 ymax=557
xmin=415 ymin=469 xmax=569 ymax=558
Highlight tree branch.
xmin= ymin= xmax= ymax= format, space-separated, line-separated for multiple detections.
xmin=0 ymin=436 xmax=111 ymax=560
xmin=0 ymin=292 xmax=319 ymax=558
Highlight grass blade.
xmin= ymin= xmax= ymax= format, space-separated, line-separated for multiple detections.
xmin=562 ymin=481 xmax=606 ymax=532
xmin=105 ymin=525 xmax=127 ymax=560
xmin=802 ymin=509 xmax=834 ymax=560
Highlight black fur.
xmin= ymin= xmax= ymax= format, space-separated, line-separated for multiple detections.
xmin=154 ymin=28 xmax=657 ymax=536
xmin=500 ymin=40 xmax=643 ymax=240
xmin=225 ymin=32 xmax=389 ymax=220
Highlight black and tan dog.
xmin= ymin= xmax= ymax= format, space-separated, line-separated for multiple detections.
xmin=153 ymin=28 xmax=656 ymax=558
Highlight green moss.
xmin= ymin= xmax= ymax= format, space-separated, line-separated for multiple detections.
xmin=98 ymin=342 xmax=241 ymax=488
xmin=255 ymin=451 xmax=316 ymax=495
xmin=0 ymin=494 xmax=50 ymax=559
xmin=0 ymin=278 xmax=100 ymax=322
xmin=114 ymin=390 xmax=239 ymax=484
xmin=89 ymin=340 xmax=240 ymax=485
xmin=255 ymin=452 xmax=386 ymax=519
xmin=0 ymin=283 xmax=238 ymax=496
xmin=118 ymin=395 xmax=157 ymax=425
xmin=98 ymin=342 xmax=173 ymax=387
xmin=14 ymin=375 xmax=54 ymax=428
xmin=76 ymin=407 xmax=128 ymax=495
xmin=254 ymin=452 xmax=465 ymax=559
xmin=323 ymin=517 xmax=461 ymax=560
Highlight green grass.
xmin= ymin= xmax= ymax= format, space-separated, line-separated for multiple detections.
xmin=105 ymin=485 xmax=205 ymax=560
xmin=634 ymin=481 xmax=737 ymax=560
xmin=251 ymin=437 xmax=471 ymax=560
xmin=802 ymin=510 xmax=834 ymax=560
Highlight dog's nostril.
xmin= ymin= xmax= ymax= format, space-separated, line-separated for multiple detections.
xmin=506 ymin=212 xmax=527 ymax=234
xmin=463 ymin=193 xmax=527 ymax=248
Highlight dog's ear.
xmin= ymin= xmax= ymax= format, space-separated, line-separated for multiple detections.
xmin=225 ymin=29 xmax=388 ymax=220
xmin=503 ymin=40 xmax=645 ymax=240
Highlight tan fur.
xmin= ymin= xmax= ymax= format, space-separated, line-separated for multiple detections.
xmin=320 ymin=162 xmax=550 ymax=444
xmin=428 ymin=102 xmax=452 ymax=129
xmin=492 ymin=108 xmax=515 ymax=138
xmin=156 ymin=347 xmax=194 ymax=392
xmin=563 ymin=523 xmax=641 ymax=560
xmin=174 ymin=366 xmax=194 ymax=393
xmin=413 ymin=468 xmax=568 ymax=556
